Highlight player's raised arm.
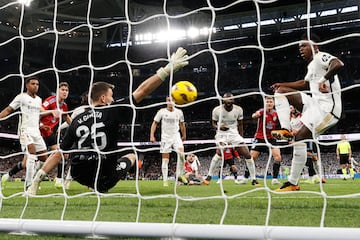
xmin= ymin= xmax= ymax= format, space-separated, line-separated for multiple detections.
xmin=132 ymin=47 xmax=188 ymax=103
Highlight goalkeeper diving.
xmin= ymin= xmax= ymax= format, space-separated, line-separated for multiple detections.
xmin=27 ymin=47 xmax=189 ymax=194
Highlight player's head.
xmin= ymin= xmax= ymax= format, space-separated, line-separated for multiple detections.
xmin=299 ymin=32 xmax=320 ymax=62
xmin=80 ymin=91 xmax=89 ymax=105
xmin=223 ymin=92 xmax=234 ymax=110
xmin=341 ymin=134 xmax=346 ymax=140
xmin=58 ymin=82 xmax=69 ymax=101
xmin=290 ymin=105 xmax=300 ymax=116
xmin=166 ymin=96 xmax=174 ymax=110
xmin=186 ymin=153 xmax=196 ymax=163
xmin=25 ymin=76 xmax=40 ymax=95
xmin=265 ymin=96 xmax=274 ymax=110
xmin=91 ymin=81 xmax=114 ymax=105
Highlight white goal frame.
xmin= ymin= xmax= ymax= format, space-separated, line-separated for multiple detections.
xmin=1 ymin=218 xmax=360 ymax=239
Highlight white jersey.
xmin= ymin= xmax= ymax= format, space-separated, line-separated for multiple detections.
xmin=304 ymin=51 xmax=342 ymax=118
xmin=9 ymin=92 xmax=42 ymax=135
xmin=153 ymin=107 xmax=184 ymax=140
xmin=212 ymin=104 xmax=243 ymax=135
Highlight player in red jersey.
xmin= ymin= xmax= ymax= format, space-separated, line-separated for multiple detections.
xmin=40 ymin=82 xmax=72 ymax=188
xmin=247 ymin=96 xmax=282 ymax=185
xmin=178 ymin=153 xmax=203 ymax=185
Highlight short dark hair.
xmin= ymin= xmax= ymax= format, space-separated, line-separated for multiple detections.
xmin=301 ymin=32 xmax=321 ymax=43
xmin=59 ymin=82 xmax=69 ymax=89
xmin=25 ymin=76 xmax=39 ymax=84
xmin=90 ymin=81 xmax=114 ymax=101
xmin=223 ymin=92 xmax=233 ymax=98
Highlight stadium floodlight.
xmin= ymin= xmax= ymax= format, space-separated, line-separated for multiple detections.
xmin=17 ymin=0 xmax=32 ymax=7
xmin=187 ymin=27 xmax=199 ymax=38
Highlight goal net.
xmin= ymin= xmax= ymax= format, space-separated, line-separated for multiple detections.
xmin=0 ymin=0 xmax=360 ymax=239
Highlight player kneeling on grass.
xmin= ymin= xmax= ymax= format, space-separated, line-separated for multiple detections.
xmin=27 ymin=47 xmax=189 ymax=195
xmin=178 ymin=153 xmax=203 ymax=185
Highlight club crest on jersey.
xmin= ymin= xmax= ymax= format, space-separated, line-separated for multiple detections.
xmin=116 ymin=162 xmax=127 ymax=171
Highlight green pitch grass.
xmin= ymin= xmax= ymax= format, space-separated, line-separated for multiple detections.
xmin=0 ymin=178 xmax=359 ymax=239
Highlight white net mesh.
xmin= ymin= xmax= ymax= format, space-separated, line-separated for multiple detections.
xmin=0 ymin=0 xmax=360 ymax=239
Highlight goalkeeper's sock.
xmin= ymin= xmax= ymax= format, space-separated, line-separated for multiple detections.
xmin=161 ymin=158 xmax=169 ymax=182
xmin=245 ymin=158 xmax=256 ymax=180
xmin=341 ymin=168 xmax=347 ymax=178
xmin=274 ymin=92 xmax=291 ymax=130
xmin=9 ymin=161 xmax=23 ymax=177
xmin=288 ymin=143 xmax=307 ymax=185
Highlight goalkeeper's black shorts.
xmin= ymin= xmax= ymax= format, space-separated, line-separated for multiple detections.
xmin=71 ymin=154 xmax=132 ymax=193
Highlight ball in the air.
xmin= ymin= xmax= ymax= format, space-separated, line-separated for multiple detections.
xmin=171 ymin=81 xmax=197 ymax=105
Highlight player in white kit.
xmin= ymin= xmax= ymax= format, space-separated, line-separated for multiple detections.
xmin=203 ymin=92 xmax=258 ymax=186
xmin=150 ymin=97 xmax=186 ymax=186
xmin=0 ymin=77 xmax=48 ymax=189
xmin=271 ymin=33 xmax=344 ymax=191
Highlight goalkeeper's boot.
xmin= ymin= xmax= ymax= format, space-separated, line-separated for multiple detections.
xmin=275 ymin=181 xmax=300 ymax=192
xmin=1 ymin=173 xmax=10 ymax=189
xmin=54 ymin=178 xmax=63 ymax=189
xmin=163 ymin=181 xmax=169 ymax=187
xmin=271 ymin=129 xmax=293 ymax=140
xmin=251 ymin=179 xmax=261 ymax=186
xmin=178 ymin=175 xmax=188 ymax=185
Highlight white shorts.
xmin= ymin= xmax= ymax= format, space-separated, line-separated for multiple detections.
xmin=19 ymin=132 xmax=47 ymax=153
xmin=215 ymin=132 xmax=245 ymax=147
xmin=160 ymin=135 xmax=183 ymax=154
xmin=300 ymin=92 xmax=339 ymax=137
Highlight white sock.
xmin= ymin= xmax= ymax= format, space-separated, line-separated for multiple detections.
xmin=245 ymin=158 xmax=256 ymax=180
xmin=33 ymin=169 xmax=47 ymax=183
xmin=176 ymin=153 xmax=185 ymax=177
xmin=288 ymin=143 xmax=307 ymax=185
xmin=65 ymin=166 xmax=72 ymax=181
xmin=274 ymin=92 xmax=291 ymax=130
xmin=313 ymin=160 xmax=320 ymax=176
xmin=25 ymin=154 xmax=37 ymax=186
xmin=161 ymin=158 xmax=169 ymax=182
xmin=208 ymin=154 xmax=221 ymax=176
xmin=35 ymin=160 xmax=43 ymax=172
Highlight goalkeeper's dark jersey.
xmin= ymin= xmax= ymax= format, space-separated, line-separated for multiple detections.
xmin=60 ymin=97 xmax=131 ymax=156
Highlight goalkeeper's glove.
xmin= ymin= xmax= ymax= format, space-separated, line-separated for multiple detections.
xmin=156 ymin=47 xmax=189 ymax=81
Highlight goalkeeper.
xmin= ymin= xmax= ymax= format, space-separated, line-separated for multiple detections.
xmin=27 ymin=47 xmax=188 ymax=194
